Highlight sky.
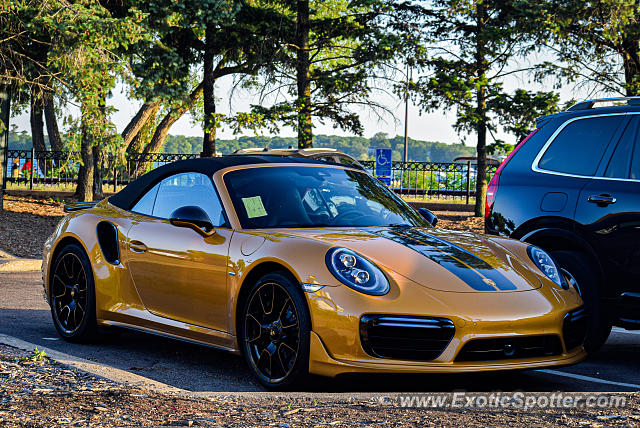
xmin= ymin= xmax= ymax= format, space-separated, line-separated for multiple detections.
xmin=9 ymin=61 xmax=602 ymax=148
xmin=10 ymin=74 xmax=465 ymax=144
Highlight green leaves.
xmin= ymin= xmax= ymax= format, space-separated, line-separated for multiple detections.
xmin=236 ymin=0 xmax=424 ymax=144
xmin=529 ymin=0 xmax=640 ymax=96
xmin=410 ymin=0 xmax=561 ymax=153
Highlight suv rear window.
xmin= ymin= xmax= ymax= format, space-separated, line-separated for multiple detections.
xmin=538 ymin=115 xmax=624 ymax=176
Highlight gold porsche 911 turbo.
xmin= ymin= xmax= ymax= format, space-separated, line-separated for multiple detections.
xmin=42 ymin=156 xmax=587 ymax=389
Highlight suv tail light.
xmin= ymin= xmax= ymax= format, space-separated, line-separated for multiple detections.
xmin=485 ymin=129 xmax=539 ymax=218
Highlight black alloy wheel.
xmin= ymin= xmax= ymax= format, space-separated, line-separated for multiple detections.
xmin=241 ymin=272 xmax=311 ymax=389
xmin=50 ymin=244 xmax=97 ymax=342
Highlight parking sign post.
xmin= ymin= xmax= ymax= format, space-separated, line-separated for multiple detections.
xmin=375 ymin=148 xmax=392 ymax=186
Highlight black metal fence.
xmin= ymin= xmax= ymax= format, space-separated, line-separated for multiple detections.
xmin=3 ymin=149 xmax=496 ymax=201
xmin=361 ymin=160 xmax=497 ymax=203
xmin=4 ymin=149 xmax=198 ymax=192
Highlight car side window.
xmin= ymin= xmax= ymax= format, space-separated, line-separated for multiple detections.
xmin=538 ymin=115 xmax=624 ymax=176
xmin=337 ymin=155 xmax=359 ymax=168
xmin=152 ymin=172 xmax=226 ymax=226
xmin=630 ymin=122 xmax=640 ymax=180
xmin=131 ymin=182 xmax=160 ymax=216
xmin=605 ymin=118 xmax=638 ymax=179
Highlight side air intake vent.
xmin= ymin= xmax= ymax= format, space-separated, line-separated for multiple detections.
xmin=563 ymin=308 xmax=587 ymax=351
xmin=97 ymin=221 xmax=120 ymax=264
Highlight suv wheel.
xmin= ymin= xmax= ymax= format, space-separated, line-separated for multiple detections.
xmin=550 ymin=250 xmax=612 ymax=352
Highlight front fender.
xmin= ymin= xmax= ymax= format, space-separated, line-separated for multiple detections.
xmin=227 ymin=230 xmax=343 ymax=336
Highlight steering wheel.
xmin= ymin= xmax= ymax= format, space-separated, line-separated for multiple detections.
xmin=329 ymin=209 xmax=380 ymax=226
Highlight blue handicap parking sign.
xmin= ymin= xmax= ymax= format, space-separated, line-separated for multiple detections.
xmin=375 ymin=148 xmax=392 ymax=185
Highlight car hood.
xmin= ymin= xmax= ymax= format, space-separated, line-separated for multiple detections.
xmin=273 ymin=226 xmax=542 ymax=293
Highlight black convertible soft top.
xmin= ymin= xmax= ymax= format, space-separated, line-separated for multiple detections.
xmin=108 ymin=155 xmax=328 ymax=211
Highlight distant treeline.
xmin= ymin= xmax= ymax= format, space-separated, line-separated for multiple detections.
xmin=164 ymin=133 xmax=475 ymax=162
xmin=8 ymin=129 xmax=475 ymax=163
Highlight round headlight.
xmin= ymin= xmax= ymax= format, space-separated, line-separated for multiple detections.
xmin=527 ymin=246 xmax=568 ymax=289
xmin=325 ymin=247 xmax=390 ymax=296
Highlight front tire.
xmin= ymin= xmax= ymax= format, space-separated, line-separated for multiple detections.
xmin=239 ymin=272 xmax=311 ymax=390
xmin=50 ymin=243 xmax=97 ymax=343
xmin=550 ymin=250 xmax=612 ymax=352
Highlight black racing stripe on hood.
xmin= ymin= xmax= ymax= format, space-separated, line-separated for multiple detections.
xmin=365 ymin=226 xmax=517 ymax=292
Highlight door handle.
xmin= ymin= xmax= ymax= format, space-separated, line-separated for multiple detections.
xmin=129 ymin=240 xmax=148 ymax=253
xmin=587 ymin=194 xmax=617 ymax=206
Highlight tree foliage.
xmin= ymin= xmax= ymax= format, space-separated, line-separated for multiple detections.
xmin=7 ymin=0 xmax=640 ymax=206
xmin=409 ymin=0 xmax=561 ymax=215
xmin=242 ymin=0 xmax=422 ymax=148
xmin=161 ymin=132 xmax=475 ymax=162
xmin=531 ymin=0 xmax=640 ymax=96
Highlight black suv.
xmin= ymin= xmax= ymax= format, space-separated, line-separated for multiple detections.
xmin=485 ymin=96 xmax=640 ymax=351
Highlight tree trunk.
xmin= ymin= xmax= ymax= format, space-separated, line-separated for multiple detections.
xmin=202 ymin=23 xmax=217 ymax=158
xmin=92 ymin=95 xmax=108 ymax=200
xmin=74 ymin=112 xmax=94 ymax=202
xmin=296 ymin=0 xmax=312 ymax=149
xmin=622 ymin=37 xmax=640 ymax=96
xmin=142 ymin=82 xmax=204 ymax=155
xmin=122 ymin=101 xmax=161 ymax=153
xmin=474 ymin=95 xmax=488 ymax=218
xmin=92 ymin=143 xmax=103 ymax=200
xmin=30 ymin=91 xmax=46 ymax=152
xmin=127 ymin=132 xmax=146 ymax=155
xmin=130 ymin=82 xmax=204 ymax=176
xmin=474 ymin=0 xmax=488 ymax=218
xmin=0 ymin=84 xmax=10 ymax=212
xmin=43 ymin=91 xmax=63 ymax=153
xmin=30 ymin=89 xmax=46 ymax=176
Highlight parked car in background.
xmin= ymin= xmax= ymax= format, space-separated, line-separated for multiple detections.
xmin=485 ymin=96 xmax=640 ymax=351
xmin=233 ymin=147 xmax=365 ymax=170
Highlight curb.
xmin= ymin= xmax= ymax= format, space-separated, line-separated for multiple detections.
xmin=0 ymin=248 xmax=17 ymax=259
xmin=0 ymin=333 xmax=187 ymax=395
xmin=0 ymin=333 xmax=397 ymax=400
xmin=0 ymin=259 xmax=42 ymax=272
xmin=0 ymin=248 xmax=41 ymax=272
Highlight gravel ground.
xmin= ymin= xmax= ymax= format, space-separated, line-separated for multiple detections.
xmin=0 ymin=196 xmax=65 ymax=259
xmin=1 ymin=344 xmax=639 ymax=427
xmin=432 ymin=211 xmax=483 ymax=233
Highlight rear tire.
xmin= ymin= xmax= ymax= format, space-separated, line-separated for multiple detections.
xmin=550 ymin=250 xmax=611 ymax=352
xmin=50 ymin=243 xmax=98 ymax=343
xmin=239 ymin=272 xmax=311 ymax=390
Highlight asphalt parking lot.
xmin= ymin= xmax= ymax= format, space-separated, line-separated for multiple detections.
xmin=1 ymin=270 xmax=639 ymax=393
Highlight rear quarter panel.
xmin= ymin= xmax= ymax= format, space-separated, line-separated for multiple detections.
xmin=43 ymin=201 xmax=142 ymax=322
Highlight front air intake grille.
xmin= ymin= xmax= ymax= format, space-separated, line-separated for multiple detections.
xmin=359 ymin=315 xmax=455 ymax=361
xmin=455 ymin=335 xmax=562 ymax=362
xmin=563 ymin=307 xmax=587 ymax=351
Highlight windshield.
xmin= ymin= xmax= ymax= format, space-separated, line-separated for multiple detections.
xmin=224 ymin=165 xmax=429 ymax=229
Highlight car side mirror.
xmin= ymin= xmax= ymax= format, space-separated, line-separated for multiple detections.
xmin=417 ymin=208 xmax=438 ymax=227
xmin=169 ymin=206 xmax=215 ymax=237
